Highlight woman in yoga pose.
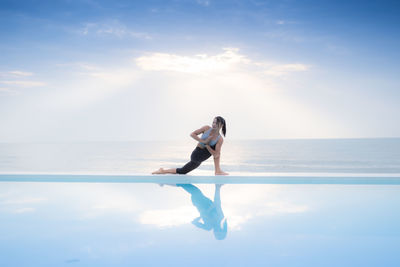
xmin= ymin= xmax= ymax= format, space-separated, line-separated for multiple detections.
xmin=152 ymin=116 xmax=228 ymax=175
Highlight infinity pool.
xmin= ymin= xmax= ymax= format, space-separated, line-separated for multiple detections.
xmin=1 ymin=176 xmax=399 ymax=267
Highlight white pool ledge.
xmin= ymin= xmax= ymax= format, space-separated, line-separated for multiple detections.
xmin=1 ymin=173 xmax=400 ymax=184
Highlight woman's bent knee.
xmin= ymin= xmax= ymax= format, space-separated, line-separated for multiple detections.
xmin=177 ymin=161 xmax=200 ymax=174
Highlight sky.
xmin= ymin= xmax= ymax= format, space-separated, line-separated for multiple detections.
xmin=0 ymin=0 xmax=399 ymax=142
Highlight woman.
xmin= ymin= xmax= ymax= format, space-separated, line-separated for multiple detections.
xmin=152 ymin=116 xmax=228 ymax=175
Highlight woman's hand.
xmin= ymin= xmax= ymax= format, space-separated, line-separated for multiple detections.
xmin=191 ymin=126 xmax=211 ymax=142
xmin=201 ymin=136 xmax=213 ymax=144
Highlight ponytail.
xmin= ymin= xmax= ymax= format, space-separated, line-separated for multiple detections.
xmin=216 ymin=116 xmax=226 ymax=137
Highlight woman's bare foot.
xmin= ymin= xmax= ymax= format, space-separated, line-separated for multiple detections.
xmin=215 ymin=170 xmax=229 ymax=175
xmin=152 ymin=168 xmax=164 ymax=174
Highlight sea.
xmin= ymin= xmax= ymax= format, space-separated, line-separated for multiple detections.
xmin=1 ymin=138 xmax=400 ymax=175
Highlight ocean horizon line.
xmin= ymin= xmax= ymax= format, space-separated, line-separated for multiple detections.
xmin=1 ymin=136 xmax=400 ymax=144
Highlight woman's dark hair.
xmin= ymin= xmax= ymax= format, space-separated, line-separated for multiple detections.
xmin=216 ymin=116 xmax=226 ymax=137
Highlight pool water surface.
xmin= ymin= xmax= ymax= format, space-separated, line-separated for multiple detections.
xmin=0 ymin=180 xmax=399 ymax=267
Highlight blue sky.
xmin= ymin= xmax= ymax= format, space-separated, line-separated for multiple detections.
xmin=1 ymin=0 xmax=399 ymax=141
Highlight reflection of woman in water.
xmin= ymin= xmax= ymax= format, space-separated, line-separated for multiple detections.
xmin=177 ymin=184 xmax=227 ymax=240
xmin=152 ymin=116 xmax=228 ymax=175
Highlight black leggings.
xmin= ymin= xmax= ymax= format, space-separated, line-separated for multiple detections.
xmin=176 ymin=146 xmax=214 ymax=174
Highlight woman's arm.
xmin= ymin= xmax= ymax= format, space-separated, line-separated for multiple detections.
xmin=190 ymin=125 xmax=210 ymax=142
xmin=207 ymin=139 xmax=229 ymax=175
xmin=192 ymin=217 xmax=212 ymax=230
xmin=205 ymin=138 xmax=223 ymax=158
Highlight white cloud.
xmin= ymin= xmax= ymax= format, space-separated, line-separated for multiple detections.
xmin=0 ymin=87 xmax=19 ymax=95
xmin=222 ymin=185 xmax=310 ymax=231
xmin=275 ymin=20 xmax=297 ymax=25
xmin=3 ymin=71 xmax=33 ymax=77
xmin=0 ymin=70 xmax=45 ymax=91
xmin=0 ymin=196 xmax=46 ymax=214
xmin=226 ymin=201 xmax=309 ymax=231
xmin=78 ymin=22 xmax=95 ymax=35
xmin=264 ymin=30 xmax=305 ymax=43
xmin=136 ymin=48 xmax=308 ymax=77
xmin=136 ymin=48 xmax=250 ymax=74
xmin=263 ymin=63 xmax=309 ymax=76
xmin=0 ymin=197 xmax=47 ymax=205
xmin=0 ymin=80 xmax=46 ymax=87
xmin=138 ymin=206 xmax=198 ymax=228
xmin=91 ymin=194 xmax=140 ymax=213
xmin=264 ymin=201 xmax=309 ymax=214
xmin=77 ymin=21 xmax=151 ymax=39
xmin=13 ymin=207 xmax=36 ymax=214
xmin=197 ymin=0 xmax=210 ymax=6
xmin=225 ymin=200 xmax=309 ymax=231
xmin=55 ymin=62 xmax=100 ymax=71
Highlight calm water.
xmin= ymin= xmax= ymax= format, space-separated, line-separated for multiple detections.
xmin=1 ymin=138 xmax=400 ymax=174
xmin=0 ymin=182 xmax=399 ymax=266
xmin=1 ymin=139 xmax=400 ymax=266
